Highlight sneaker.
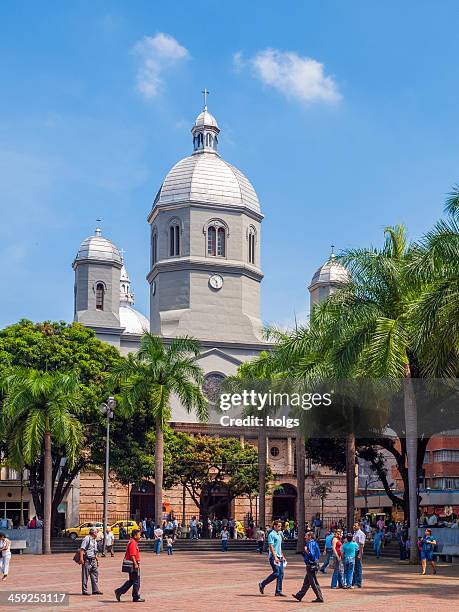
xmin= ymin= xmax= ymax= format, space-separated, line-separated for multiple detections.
xmin=312 ymin=599 xmax=324 ymax=603
xmin=133 ymin=598 xmax=145 ymax=603
xmin=292 ymin=594 xmax=302 ymax=601
xmin=258 ymin=583 xmax=264 ymax=595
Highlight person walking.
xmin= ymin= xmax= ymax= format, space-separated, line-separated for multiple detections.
xmin=292 ymin=531 xmax=324 ymax=603
xmin=420 ymin=528 xmax=437 ymax=575
xmin=330 ymin=530 xmax=344 ymax=589
xmin=256 ymin=526 xmax=265 ymax=554
xmin=189 ymin=516 xmax=198 ymax=540
xmin=352 ymin=523 xmax=366 ymax=588
xmin=115 ymin=529 xmax=145 ymax=603
xmin=0 ymin=533 xmax=11 ymax=581
xmin=342 ymin=534 xmax=359 ymax=588
xmin=221 ymin=526 xmax=229 ymax=551
xmin=373 ymin=529 xmax=384 ymax=558
xmin=79 ymin=527 xmax=103 ymax=596
xmin=102 ymin=527 xmax=115 ymax=558
xmin=153 ymin=524 xmax=163 ymax=555
xmin=258 ymin=520 xmax=286 ymax=597
xmin=320 ymin=529 xmax=334 ymax=573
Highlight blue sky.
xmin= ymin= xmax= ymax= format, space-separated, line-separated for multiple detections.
xmin=2 ymin=0 xmax=459 ymax=329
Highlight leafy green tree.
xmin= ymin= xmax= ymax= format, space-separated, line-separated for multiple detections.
xmin=164 ymin=433 xmax=271 ymax=535
xmin=0 ymin=320 xmax=123 ymax=529
xmin=311 ymin=478 xmax=334 ymax=522
xmin=1 ymin=369 xmax=82 ymax=554
xmin=111 ymin=333 xmax=207 ymax=525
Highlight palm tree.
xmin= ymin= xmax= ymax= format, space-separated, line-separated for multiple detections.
xmin=111 ymin=333 xmax=207 ymax=526
xmin=1 ymin=369 xmax=82 ymax=554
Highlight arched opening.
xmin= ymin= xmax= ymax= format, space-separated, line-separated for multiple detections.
xmin=207 ymin=226 xmax=216 ymax=256
xmin=217 ymin=227 xmax=226 ymax=257
xmin=95 ymin=283 xmax=104 ymax=311
xmin=200 ymin=484 xmax=231 ymax=520
xmin=130 ymin=481 xmax=155 ymax=522
xmin=272 ymin=483 xmax=297 ymax=522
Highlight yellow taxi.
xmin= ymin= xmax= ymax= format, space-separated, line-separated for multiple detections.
xmin=62 ymin=521 xmax=103 ymax=540
xmin=110 ymin=520 xmax=140 ymax=538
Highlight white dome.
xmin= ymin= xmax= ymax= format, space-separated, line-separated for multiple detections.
xmin=74 ymin=229 xmax=122 ymax=266
xmin=120 ymin=303 xmax=149 ymax=335
xmin=194 ymin=109 xmax=218 ymax=129
xmin=310 ymin=255 xmax=349 ymax=287
xmin=153 ymin=152 xmax=260 ymax=212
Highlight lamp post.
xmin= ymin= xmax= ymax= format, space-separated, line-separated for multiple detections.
xmin=100 ymin=396 xmax=116 ymax=554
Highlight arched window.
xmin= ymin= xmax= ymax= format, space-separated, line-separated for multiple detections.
xmin=206 ymin=133 xmax=213 ymax=147
xmin=248 ymin=228 xmax=256 ymax=264
xmin=207 ymin=226 xmax=216 ymax=256
xmin=169 ymin=224 xmax=180 ymax=256
xmin=152 ymin=230 xmax=158 ymax=265
xmin=197 ymin=133 xmax=203 ymax=148
xmin=95 ymin=283 xmax=104 ymax=311
xmin=217 ymin=227 xmax=226 ymax=257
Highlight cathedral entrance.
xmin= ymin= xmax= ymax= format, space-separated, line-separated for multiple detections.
xmin=272 ymin=483 xmax=297 ymax=521
xmin=130 ymin=481 xmax=155 ymax=521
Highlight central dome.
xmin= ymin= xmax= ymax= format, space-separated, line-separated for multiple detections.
xmin=153 ymin=152 xmax=260 ymax=212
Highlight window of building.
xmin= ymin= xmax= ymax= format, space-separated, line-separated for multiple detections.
xmin=0 ymin=500 xmax=29 ymax=523
xmin=431 ymin=477 xmax=459 ymax=489
xmin=95 ymin=283 xmax=104 ymax=310
xmin=217 ymin=227 xmax=225 ymax=257
xmin=207 ymin=226 xmax=216 ymax=256
xmin=152 ymin=230 xmax=158 ymax=265
xmin=432 ymin=449 xmax=459 ymax=462
xmin=270 ymin=446 xmax=280 ymax=457
xmin=248 ymin=228 xmax=256 ymax=264
xmin=169 ymin=224 xmax=180 ymax=257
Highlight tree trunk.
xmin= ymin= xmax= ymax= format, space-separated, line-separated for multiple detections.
xmin=404 ymin=368 xmax=419 ymax=564
xmin=345 ymin=433 xmax=355 ymax=531
xmin=43 ymin=431 xmax=52 ymax=554
xmin=19 ymin=471 xmax=25 ymax=528
xmin=154 ymin=417 xmax=164 ymax=528
xmin=296 ymin=434 xmax=306 ymax=553
xmin=258 ymin=427 xmax=267 ymax=529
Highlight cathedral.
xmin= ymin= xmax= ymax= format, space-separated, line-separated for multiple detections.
xmin=71 ymin=99 xmax=347 ymax=526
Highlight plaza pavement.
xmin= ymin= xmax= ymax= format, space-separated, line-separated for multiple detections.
xmin=0 ymin=550 xmax=457 ymax=612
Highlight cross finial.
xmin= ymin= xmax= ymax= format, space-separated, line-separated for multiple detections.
xmin=202 ymin=88 xmax=209 ymax=110
xmin=95 ymin=218 xmax=102 ymax=236
xmin=120 ymin=248 xmax=126 ymax=262
xmin=330 ymin=244 xmax=335 ymax=258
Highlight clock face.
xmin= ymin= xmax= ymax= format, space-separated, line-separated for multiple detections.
xmin=209 ymin=274 xmax=223 ymax=290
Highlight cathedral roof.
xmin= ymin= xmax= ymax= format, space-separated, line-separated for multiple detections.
xmin=153 ymin=153 xmax=260 ymax=212
xmin=73 ymin=228 xmax=122 ymax=266
xmin=153 ymin=96 xmax=260 ymax=214
xmin=119 ymin=303 xmax=149 ymax=335
xmin=310 ymin=254 xmax=349 ymax=287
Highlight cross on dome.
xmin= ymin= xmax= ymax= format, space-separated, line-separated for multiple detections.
xmin=192 ymin=90 xmax=220 ymax=154
xmin=202 ymin=88 xmax=209 ymax=110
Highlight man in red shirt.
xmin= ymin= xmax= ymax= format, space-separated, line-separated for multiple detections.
xmin=114 ymin=529 xmax=145 ymax=603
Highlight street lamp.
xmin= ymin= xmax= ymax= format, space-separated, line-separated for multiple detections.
xmin=100 ymin=396 xmax=116 ymax=554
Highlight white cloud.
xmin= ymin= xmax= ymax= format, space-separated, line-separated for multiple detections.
xmin=132 ymin=32 xmax=190 ymax=99
xmin=246 ymin=48 xmax=341 ymax=104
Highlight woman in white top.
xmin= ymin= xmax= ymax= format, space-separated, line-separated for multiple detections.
xmin=0 ymin=532 xmax=11 ymax=580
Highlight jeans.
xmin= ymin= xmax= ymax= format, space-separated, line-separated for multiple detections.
xmin=190 ymin=526 xmax=198 ymax=540
xmin=117 ymin=569 xmax=141 ymax=601
xmin=294 ymin=565 xmax=324 ymax=602
xmin=320 ymin=549 xmax=333 ymax=572
xmin=154 ymin=539 xmax=161 ymax=554
xmin=353 ymin=557 xmax=363 ymax=586
xmin=331 ymin=558 xmax=343 ymax=588
xmin=257 ymin=541 xmax=264 ymax=554
xmin=167 ymin=546 xmax=173 ymax=555
xmin=261 ymin=557 xmax=284 ymax=594
xmin=343 ymin=558 xmax=355 ymax=587
xmin=374 ymin=540 xmax=382 ymax=557
xmin=221 ymin=539 xmax=228 ymax=552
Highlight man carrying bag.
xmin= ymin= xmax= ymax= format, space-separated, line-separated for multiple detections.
xmin=79 ymin=527 xmax=103 ymax=596
xmin=114 ymin=529 xmax=145 ymax=603
xmin=292 ymin=531 xmax=324 ymax=603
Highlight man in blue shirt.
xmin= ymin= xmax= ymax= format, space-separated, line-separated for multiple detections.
xmin=320 ymin=529 xmax=334 ymax=573
xmin=292 ymin=531 xmax=324 ymax=603
xmin=420 ymin=528 xmax=437 ymax=575
xmin=258 ymin=520 xmax=285 ymax=597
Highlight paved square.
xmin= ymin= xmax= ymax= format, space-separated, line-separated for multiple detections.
xmin=0 ymin=551 xmax=458 ymax=611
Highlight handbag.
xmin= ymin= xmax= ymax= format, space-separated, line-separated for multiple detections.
xmin=122 ymin=559 xmax=134 ymax=573
xmin=72 ymin=551 xmax=81 ymax=564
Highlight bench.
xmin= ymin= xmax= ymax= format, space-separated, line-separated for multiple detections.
xmin=9 ymin=540 xmax=27 ymax=554
xmin=434 ymin=545 xmax=459 ymax=563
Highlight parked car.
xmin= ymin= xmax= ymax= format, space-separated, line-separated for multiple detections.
xmin=62 ymin=522 xmax=103 ymax=540
xmin=110 ymin=520 xmax=140 ymax=538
